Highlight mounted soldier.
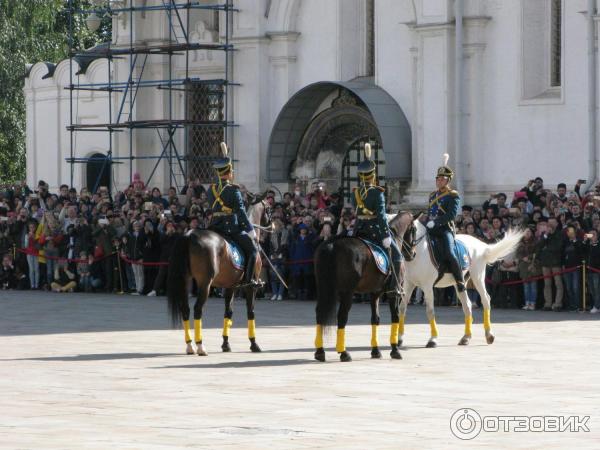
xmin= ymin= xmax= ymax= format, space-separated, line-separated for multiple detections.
xmin=425 ymin=153 xmax=465 ymax=292
xmin=206 ymin=143 xmax=260 ymax=288
xmin=352 ymin=143 xmax=402 ymax=296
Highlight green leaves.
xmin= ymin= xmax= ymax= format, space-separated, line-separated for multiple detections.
xmin=0 ymin=0 xmax=111 ymax=183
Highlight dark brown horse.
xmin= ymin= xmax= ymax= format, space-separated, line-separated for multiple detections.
xmin=313 ymin=212 xmax=413 ymax=362
xmin=167 ymin=194 xmax=271 ymax=355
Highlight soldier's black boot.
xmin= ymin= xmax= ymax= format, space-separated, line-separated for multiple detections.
xmin=243 ymin=253 xmax=262 ymax=288
xmin=449 ymin=256 xmax=466 ymax=292
xmin=385 ymin=259 xmax=402 ymax=296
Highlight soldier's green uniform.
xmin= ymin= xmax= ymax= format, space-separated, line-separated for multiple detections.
xmin=206 ymin=145 xmax=259 ymax=287
xmin=426 ymin=157 xmax=465 ymax=291
xmin=352 ymin=143 xmax=401 ymax=295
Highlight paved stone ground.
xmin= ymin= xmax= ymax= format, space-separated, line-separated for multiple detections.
xmin=1 ymin=290 xmax=599 ymax=449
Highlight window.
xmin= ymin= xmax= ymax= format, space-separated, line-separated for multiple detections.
xmin=550 ymin=0 xmax=562 ymax=87
xmin=365 ymin=0 xmax=375 ymax=77
xmin=521 ymin=0 xmax=563 ymax=101
xmin=185 ymin=81 xmax=225 ymax=183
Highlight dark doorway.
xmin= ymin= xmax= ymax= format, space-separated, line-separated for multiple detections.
xmin=86 ymin=153 xmax=111 ymax=193
xmin=341 ymin=137 xmax=385 ymax=205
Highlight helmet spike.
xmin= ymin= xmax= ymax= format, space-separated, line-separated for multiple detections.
xmin=220 ymin=142 xmax=228 ymax=156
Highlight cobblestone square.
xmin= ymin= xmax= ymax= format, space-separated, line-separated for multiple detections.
xmin=1 ymin=291 xmax=599 ymax=449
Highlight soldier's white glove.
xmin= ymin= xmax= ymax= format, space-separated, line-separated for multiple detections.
xmin=247 ymin=229 xmax=257 ymax=241
xmin=382 ymin=236 xmax=392 ymax=248
xmin=426 ymin=220 xmax=435 ymax=229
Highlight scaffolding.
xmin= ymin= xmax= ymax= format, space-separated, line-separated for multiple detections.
xmin=65 ymin=0 xmax=237 ymax=193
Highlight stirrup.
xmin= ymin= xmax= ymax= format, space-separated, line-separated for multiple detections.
xmin=235 ymin=279 xmax=264 ymax=289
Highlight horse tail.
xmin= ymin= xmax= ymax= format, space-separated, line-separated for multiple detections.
xmin=315 ymin=240 xmax=338 ymax=327
xmin=483 ymin=228 xmax=526 ymax=265
xmin=167 ymin=234 xmax=191 ymax=327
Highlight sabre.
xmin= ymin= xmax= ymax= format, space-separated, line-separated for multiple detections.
xmin=251 ymin=223 xmax=273 ymax=233
xmin=257 ymin=243 xmax=289 ymax=290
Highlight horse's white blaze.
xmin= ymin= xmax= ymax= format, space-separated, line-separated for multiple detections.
xmin=402 ymin=220 xmax=526 ymax=344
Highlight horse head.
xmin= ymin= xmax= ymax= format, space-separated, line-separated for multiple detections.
xmin=389 ymin=211 xmax=418 ymax=261
xmin=247 ymin=191 xmax=273 ymax=230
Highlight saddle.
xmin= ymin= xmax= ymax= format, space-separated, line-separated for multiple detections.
xmin=356 ymin=237 xmax=390 ymax=275
xmin=426 ymin=234 xmax=470 ymax=272
xmin=224 ymin=238 xmax=246 ymax=271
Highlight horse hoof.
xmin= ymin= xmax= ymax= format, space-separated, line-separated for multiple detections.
xmin=390 ymin=347 xmax=402 ymax=360
xmin=221 ymin=342 xmax=232 ymax=352
xmin=185 ymin=343 xmax=194 ymax=355
xmin=314 ymin=348 xmax=326 ymax=362
xmin=426 ymin=340 xmax=437 ymax=348
xmin=371 ymin=347 xmax=382 ymax=359
xmin=486 ymin=333 xmax=495 ymax=345
xmin=339 ymin=351 xmax=352 ymax=362
xmin=458 ymin=335 xmax=471 ymax=346
xmin=250 ymin=343 xmax=262 ymax=353
xmin=196 ymin=343 xmax=208 ymax=356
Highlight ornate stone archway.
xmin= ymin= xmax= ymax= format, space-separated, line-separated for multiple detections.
xmin=267 ymin=78 xmax=412 ymax=185
xmin=291 ymin=102 xmax=381 ymax=192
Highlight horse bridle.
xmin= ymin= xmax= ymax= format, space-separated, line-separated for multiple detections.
xmin=401 ymin=221 xmax=426 ymax=261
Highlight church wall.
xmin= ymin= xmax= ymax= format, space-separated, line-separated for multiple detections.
xmin=471 ymin=0 xmax=588 ymax=199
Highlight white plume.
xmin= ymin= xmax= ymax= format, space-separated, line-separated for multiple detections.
xmin=365 ymin=143 xmax=372 ymax=159
xmin=220 ymin=142 xmax=228 ymax=156
xmin=442 ymin=153 xmax=449 ymax=166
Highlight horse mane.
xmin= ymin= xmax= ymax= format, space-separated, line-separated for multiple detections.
xmin=389 ymin=210 xmax=413 ymax=237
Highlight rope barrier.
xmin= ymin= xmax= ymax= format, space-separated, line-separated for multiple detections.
xmin=119 ymin=255 xmax=168 ymax=266
xmin=15 ymin=247 xmax=168 ymax=267
xmin=16 ymin=247 xmax=115 ymax=263
xmin=485 ymin=265 xmax=582 ymax=286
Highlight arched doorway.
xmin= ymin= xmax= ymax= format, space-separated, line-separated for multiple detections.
xmin=267 ymin=78 xmax=411 ymax=187
xmin=86 ymin=153 xmax=111 ymax=193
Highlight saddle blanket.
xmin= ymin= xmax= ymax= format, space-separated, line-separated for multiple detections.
xmin=225 ymin=239 xmax=245 ymax=271
xmin=429 ymin=237 xmax=470 ymax=271
xmin=359 ymin=238 xmax=390 ymax=275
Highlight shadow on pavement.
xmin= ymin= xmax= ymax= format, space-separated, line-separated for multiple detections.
xmin=5 ymin=352 xmax=178 ymax=362
xmin=0 ymin=290 xmax=597 ymax=337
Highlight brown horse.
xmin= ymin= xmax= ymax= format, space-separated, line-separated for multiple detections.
xmin=313 ymin=212 xmax=413 ymax=362
xmin=167 ymin=194 xmax=271 ymax=355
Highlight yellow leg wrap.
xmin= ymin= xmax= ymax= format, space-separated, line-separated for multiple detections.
xmin=370 ymin=324 xmax=378 ymax=348
xmin=315 ymin=324 xmax=324 ymax=348
xmin=247 ymin=319 xmax=256 ymax=339
xmin=336 ymin=328 xmax=346 ymax=353
xmin=399 ymin=314 xmax=406 ymax=336
xmin=194 ymin=319 xmax=202 ymax=343
xmin=464 ymin=315 xmax=473 ymax=336
xmin=183 ymin=320 xmax=191 ymax=343
xmin=390 ymin=322 xmax=399 ymax=345
xmin=429 ymin=318 xmax=439 ymax=338
xmin=222 ymin=318 xmax=233 ymax=337
xmin=483 ymin=309 xmax=491 ymax=332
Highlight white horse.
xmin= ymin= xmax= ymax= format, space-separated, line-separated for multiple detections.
xmin=393 ymin=213 xmax=525 ymax=347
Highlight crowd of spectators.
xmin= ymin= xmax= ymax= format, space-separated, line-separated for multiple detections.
xmin=450 ymin=177 xmax=600 ymax=313
xmin=0 ymin=178 xmax=343 ymax=301
xmin=1 ymin=175 xmax=599 ymax=314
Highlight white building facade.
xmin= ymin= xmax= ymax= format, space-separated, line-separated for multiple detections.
xmin=24 ymin=0 xmax=598 ymax=206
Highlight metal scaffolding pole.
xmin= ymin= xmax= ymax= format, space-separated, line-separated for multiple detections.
xmin=65 ymin=1 xmax=237 ymax=193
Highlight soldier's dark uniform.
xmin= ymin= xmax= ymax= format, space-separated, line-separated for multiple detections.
xmin=352 ymin=144 xmax=401 ymax=295
xmin=427 ymin=162 xmax=465 ymax=291
xmin=206 ymin=150 xmax=259 ymax=287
